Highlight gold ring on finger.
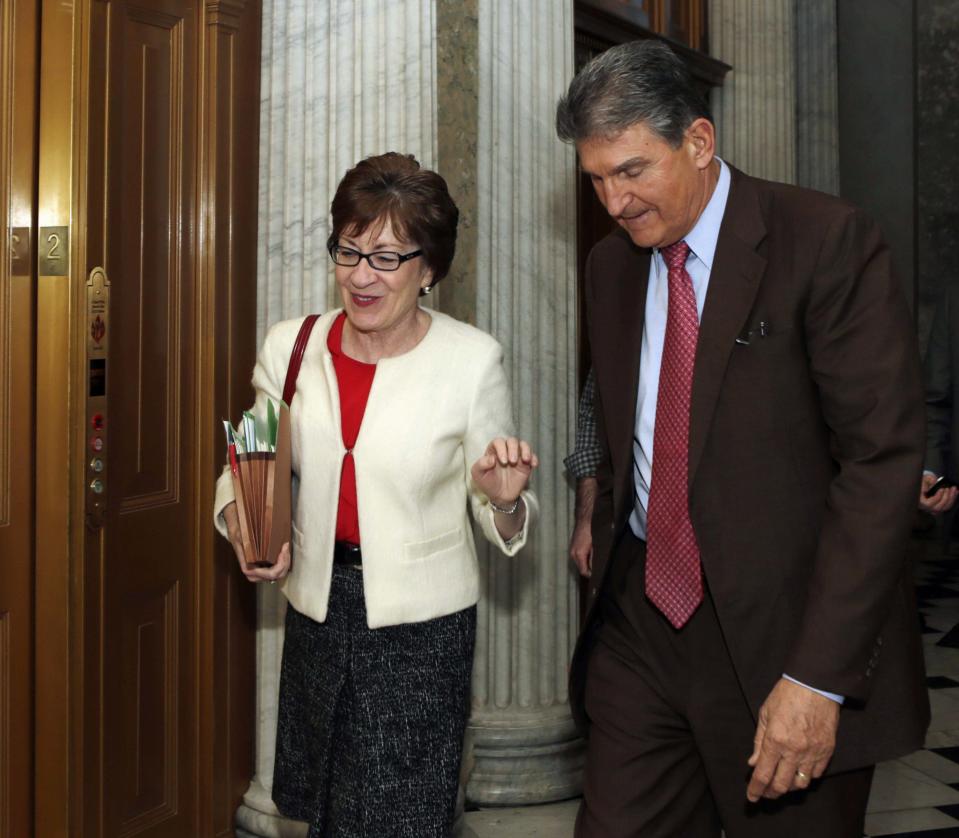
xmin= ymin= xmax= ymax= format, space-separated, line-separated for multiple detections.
xmin=795 ymin=770 xmax=809 ymax=781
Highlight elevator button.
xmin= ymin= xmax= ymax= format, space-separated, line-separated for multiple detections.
xmin=90 ymin=458 xmax=104 ymax=473
xmin=92 ymin=413 xmax=105 ymax=431
xmin=91 ymin=436 xmax=104 ymax=452
xmin=90 ymin=479 xmax=104 ymax=494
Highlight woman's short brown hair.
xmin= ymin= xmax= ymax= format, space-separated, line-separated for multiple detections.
xmin=328 ymin=153 xmax=459 ymax=291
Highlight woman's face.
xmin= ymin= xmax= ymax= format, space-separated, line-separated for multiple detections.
xmin=334 ymin=218 xmax=433 ymax=338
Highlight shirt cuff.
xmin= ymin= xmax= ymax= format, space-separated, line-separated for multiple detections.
xmin=783 ymin=674 xmax=845 ymax=705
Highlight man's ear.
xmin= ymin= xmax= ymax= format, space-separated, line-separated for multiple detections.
xmin=686 ymin=118 xmax=716 ymax=170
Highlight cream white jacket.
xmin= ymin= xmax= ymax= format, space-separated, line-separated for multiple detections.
xmin=214 ymin=309 xmax=537 ymax=628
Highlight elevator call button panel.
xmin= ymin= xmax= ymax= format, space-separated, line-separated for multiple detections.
xmin=85 ymin=268 xmax=110 ymax=530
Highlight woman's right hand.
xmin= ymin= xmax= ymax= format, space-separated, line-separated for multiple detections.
xmin=223 ymin=501 xmax=292 ymax=583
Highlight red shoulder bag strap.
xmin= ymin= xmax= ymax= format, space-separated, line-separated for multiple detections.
xmin=282 ymin=314 xmax=321 ymax=405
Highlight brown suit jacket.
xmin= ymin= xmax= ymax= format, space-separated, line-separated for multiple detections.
xmin=570 ymin=165 xmax=930 ymax=773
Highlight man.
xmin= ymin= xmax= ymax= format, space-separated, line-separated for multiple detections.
xmin=556 ymin=40 xmax=929 ymax=837
xmin=921 ymin=285 xmax=959 ymax=516
xmin=566 ymin=368 xmax=600 ymax=577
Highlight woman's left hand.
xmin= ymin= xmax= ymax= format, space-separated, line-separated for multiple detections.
xmin=471 ymin=437 xmax=538 ymax=507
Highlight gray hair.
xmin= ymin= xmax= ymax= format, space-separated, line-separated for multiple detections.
xmin=556 ymin=40 xmax=712 ymax=148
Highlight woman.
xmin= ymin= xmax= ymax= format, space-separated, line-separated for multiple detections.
xmin=213 ymin=152 xmax=538 ymax=837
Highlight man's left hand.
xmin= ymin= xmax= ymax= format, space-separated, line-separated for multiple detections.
xmin=569 ymin=520 xmax=593 ymax=577
xmin=746 ymin=677 xmax=840 ymax=802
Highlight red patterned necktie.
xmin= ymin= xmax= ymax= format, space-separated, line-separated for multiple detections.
xmin=645 ymin=240 xmax=703 ymax=628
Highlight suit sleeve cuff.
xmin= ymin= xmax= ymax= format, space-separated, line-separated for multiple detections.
xmin=213 ymin=465 xmax=236 ymax=539
xmin=479 ymin=490 xmax=538 ymax=556
xmin=783 ymin=673 xmax=844 ymax=704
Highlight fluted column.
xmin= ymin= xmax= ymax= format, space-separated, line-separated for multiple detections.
xmin=235 ymin=588 xmax=307 ymax=838
xmin=256 ymin=0 xmax=437 ymax=339
xmin=463 ymin=0 xmax=582 ymax=805
xmin=708 ymin=0 xmax=796 ymax=184
xmin=794 ymin=0 xmax=839 ymax=194
xmin=239 ymin=3 xmax=437 ymax=835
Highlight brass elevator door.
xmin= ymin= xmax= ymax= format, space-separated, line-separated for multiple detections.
xmin=0 ymin=0 xmax=38 ymax=835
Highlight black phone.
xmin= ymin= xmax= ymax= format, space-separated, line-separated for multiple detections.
xmin=924 ymin=475 xmax=955 ymax=498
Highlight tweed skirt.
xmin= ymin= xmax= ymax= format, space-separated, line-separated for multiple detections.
xmin=272 ymin=565 xmax=476 ymax=838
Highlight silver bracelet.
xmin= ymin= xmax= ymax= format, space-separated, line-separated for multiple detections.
xmin=489 ymin=496 xmax=521 ymax=515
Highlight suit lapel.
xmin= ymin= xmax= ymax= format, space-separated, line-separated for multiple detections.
xmin=688 ymin=169 xmax=767 ymax=484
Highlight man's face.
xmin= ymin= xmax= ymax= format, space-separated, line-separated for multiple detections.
xmin=576 ymin=119 xmax=716 ymax=250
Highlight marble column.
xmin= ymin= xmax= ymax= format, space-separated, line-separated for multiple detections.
xmin=794 ymin=0 xmax=839 ymax=195
xmin=255 ymin=0 xmax=437 ymax=341
xmin=462 ymin=0 xmax=583 ymax=805
xmin=239 ymin=2 xmax=437 ymax=835
xmin=235 ymin=585 xmax=308 ymax=838
xmin=708 ymin=0 xmax=796 ymax=184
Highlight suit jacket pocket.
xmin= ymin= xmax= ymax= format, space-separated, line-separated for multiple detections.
xmin=403 ymin=527 xmax=465 ymax=562
xmin=735 ymin=323 xmax=794 ymax=346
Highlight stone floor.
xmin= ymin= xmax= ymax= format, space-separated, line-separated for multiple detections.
xmin=464 ymin=530 xmax=959 ymax=838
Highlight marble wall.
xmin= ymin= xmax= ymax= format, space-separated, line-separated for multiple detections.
xmin=916 ymin=0 xmax=959 ymax=348
xmin=435 ymin=0 xmax=479 ymax=327
xmin=708 ymin=0 xmax=796 ymax=184
xmin=793 ymin=0 xmax=839 ymax=195
xmin=837 ymin=0 xmax=915 ymax=311
xmin=708 ymin=0 xmax=839 ymax=194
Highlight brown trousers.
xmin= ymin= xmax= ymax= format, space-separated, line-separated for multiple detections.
xmin=576 ymin=531 xmax=874 ymax=838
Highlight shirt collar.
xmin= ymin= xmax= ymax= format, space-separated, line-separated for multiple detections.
xmin=670 ymin=157 xmax=730 ymax=272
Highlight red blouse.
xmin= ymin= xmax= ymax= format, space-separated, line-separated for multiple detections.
xmin=327 ymin=313 xmax=376 ymax=544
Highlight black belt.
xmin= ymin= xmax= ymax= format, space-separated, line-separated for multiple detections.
xmin=333 ymin=541 xmax=362 ymax=565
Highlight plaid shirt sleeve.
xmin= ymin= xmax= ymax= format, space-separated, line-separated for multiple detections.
xmin=564 ymin=367 xmax=602 ymax=479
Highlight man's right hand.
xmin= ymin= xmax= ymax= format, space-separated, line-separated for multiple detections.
xmin=569 ymin=520 xmax=593 ymax=577
xmin=919 ymin=473 xmax=958 ymax=514
xmin=747 ymin=678 xmax=839 ymax=801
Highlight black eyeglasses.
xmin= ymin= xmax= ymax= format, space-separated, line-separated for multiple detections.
xmin=329 ymin=244 xmax=423 ymax=272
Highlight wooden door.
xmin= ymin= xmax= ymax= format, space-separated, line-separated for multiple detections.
xmin=76 ymin=1 xmax=261 ymax=834
xmin=83 ymin=1 xmax=201 ymax=832
xmin=0 ymin=0 xmax=39 ymax=835
xmin=25 ymin=0 xmax=261 ymax=834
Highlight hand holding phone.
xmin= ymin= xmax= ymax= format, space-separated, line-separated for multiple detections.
xmin=924 ymin=475 xmax=955 ymax=498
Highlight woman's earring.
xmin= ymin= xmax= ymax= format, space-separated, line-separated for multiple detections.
xmin=422 ymin=283 xmax=434 ymax=295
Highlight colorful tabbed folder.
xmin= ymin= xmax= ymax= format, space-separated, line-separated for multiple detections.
xmin=222 ymin=399 xmax=292 ymax=567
